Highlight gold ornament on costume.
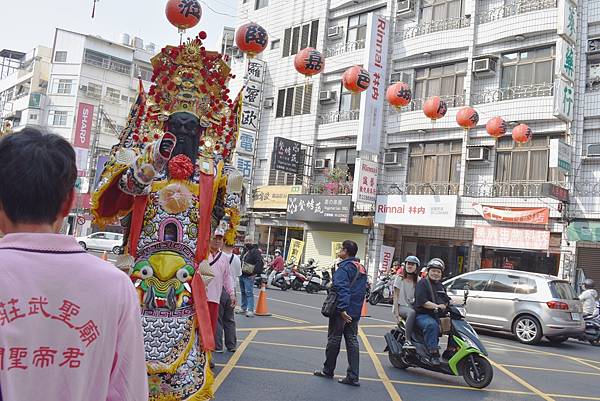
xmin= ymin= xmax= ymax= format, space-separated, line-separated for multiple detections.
xmin=158 ymin=183 xmax=194 ymax=214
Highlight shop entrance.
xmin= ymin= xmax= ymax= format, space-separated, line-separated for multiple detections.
xmin=404 ymin=237 xmax=470 ymax=279
xmin=480 ymin=247 xmax=559 ymax=276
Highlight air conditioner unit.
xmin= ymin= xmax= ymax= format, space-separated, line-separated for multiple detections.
xmin=466 ymin=147 xmax=490 ymax=161
xmin=315 ymin=159 xmax=327 ymax=169
xmin=397 ymin=0 xmax=416 ymax=17
xmin=79 ymin=85 xmax=88 ymax=91
xmin=328 ymin=26 xmax=343 ymax=39
xmin=263 ymin=98 xmax=274 ymax=109
xmin=383 ymin=152 xmax=399 ymax=165
xmin=473 ymin=57 xmax=497 ymax=75
xmin=319 ymin=90 xmax=336 ymax=103
xmin=586 ymin=143 xmax=600 ymax=158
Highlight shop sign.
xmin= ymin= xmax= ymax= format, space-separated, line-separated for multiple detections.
xmin=235 ymin=154 xmax=253 ymax=179
xmin=541 ymin=183 xmax=570 ymax=203
xmin=473 ymin=225 xmax=550 ymax=251
xmin=240 ymin=105 xmax=260 ymax=131
xmin=567 ymin=221 xmax=600 ymax=242
xmin=286 ymin=238 xmax=305 ymax=264
xmin=331 ymin=241 xmax=343 ymax=258
xmin=352 ymin=158 xmax=378 ymax=205
xmin=554 ymin=78 xmax=575 ymax=122
xmin=374 ymin=195 xmax=457 ymax=227
xmin=558 ymin=0 xmax=577 ymax=45
xmin=472 ymin=203 xmax=549 ymax=225
xmin=237 ymin=130 xmax=256 ymax=156
xmin=357 ymin=13 xmax=390 ymax=155
xmin=243 ymin=81 xmax=262 ymax=109
xmin=287 ymin=195 xmax=352 ymax=224
xmin=73 ymin=103 xmax=94 ymax=149
xmin=246 ymin=58 xmax=266 ymax=83
xmin=252 ymin=185 xmax=302 ymax=210
xmin=272 ymin=137 xmax=302 ymax=174
xmin=549 ymin=138 xmax=572 ymax=174
xmin=556 ymin=38 xmax=576 ymax=83
xmin=379 ymin=245 xmax=395 ymax=274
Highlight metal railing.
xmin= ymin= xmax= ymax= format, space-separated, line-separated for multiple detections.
xmin=324 ymin=40 xmax=366 ymax=58
xmin=397 ymin=16 xmax=471 ymax=40
xmin=385 ymin=181 xmax=567 ymax=198
xmin=398 ymin=94 xmax=466 ymax=112
xmin=477 ymin=0 xmax=557 ymax=24
xmin=317 ymin=109 xmax=360 ymax=125
xmin=471 ymin=82 xmax=554 ymax=105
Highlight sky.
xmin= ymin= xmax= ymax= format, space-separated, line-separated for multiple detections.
xmin=1 ymin=0 xmax=237 ymax=53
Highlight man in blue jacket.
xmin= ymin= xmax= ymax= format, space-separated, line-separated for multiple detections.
xmin=314 ymin=240 xmax=368 ymax=386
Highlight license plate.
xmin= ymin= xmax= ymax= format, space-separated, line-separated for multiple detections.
xmin=571 ymin=313 xmax=581 ymax=321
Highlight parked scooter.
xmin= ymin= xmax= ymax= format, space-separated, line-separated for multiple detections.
xmin=368 ymin=274 xmax=394 ymax=305
xmin=384 ymin=290 xmax=494 ymax=389
xmin=271 ymin=264 xmax=292 ymax=291
xmin=572 ymin=301 xmax=600 ymax=345
xmin=304 ymin=267 xmax=331 ymax=294
xmin=290 ymin=266 xmax=308 ymax=291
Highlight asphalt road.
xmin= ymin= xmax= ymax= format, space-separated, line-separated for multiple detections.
xmin=211 ymin=287 xmax=600 ymax=401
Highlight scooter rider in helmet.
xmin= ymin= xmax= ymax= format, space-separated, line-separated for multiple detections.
xmin=393 ymin=256 xmax=420 ymax=349
xmin=414 ymin=258 xmax=448 ymax=366
xmin=579 ymin=279 xmax=598 ymax=317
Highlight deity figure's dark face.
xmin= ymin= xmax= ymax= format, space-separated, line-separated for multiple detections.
xmin=166 ymin=112 xmax=202 ymax=164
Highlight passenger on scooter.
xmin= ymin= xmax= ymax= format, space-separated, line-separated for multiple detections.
xmin=579 ymin=279 xmax=598 ymax=317
xmin=414 ymin=258 xmax=448 ymax=366
xmin=267 ymin=249 xmax=285 ymax=287
xmin=393 ymin=256 xmax=420 ymax=350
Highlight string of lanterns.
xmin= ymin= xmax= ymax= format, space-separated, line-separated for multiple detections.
xmin=164 ymin=5 xmax=532 ymax=145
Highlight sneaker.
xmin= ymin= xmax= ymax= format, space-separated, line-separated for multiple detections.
xmin=214 ymin=348 xmax=224 ymax=353
xmin=235 ymin=309 xmax=246 ymax=315
xmin=227 ymin=348 xmax=236 ymax=353
xmin=314 ymin=370 xmax=334 ymax=379
xmin=430 ymin=352 xmax=441 ymax=366
xmin=246 ymin=311 xmax=254 ymax=317
xmin=338 ymin=377 xmax=360 ymax=387
xmin=402 ymin=340 xmax=415 ymax=350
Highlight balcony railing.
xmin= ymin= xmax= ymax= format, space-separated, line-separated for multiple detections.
xmin=397 ymin=16 xmax=471 ymax=40
xmin=317 ymin=109 xmax=360 ymax=125
xmin=477 ymin=0 xmax=557 ymax=24
xmin=471 ymin=83 xmax=554 ymax=105
xmin=398 ymin=94 xmax=466 ymax=112
xmin=324 ymin=40 xmax=365 ymax=58
xmin=385 ymin=181 xmax=567 ymax=198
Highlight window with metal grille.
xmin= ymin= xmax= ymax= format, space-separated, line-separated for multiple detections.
xmin=501 ymin=47 xmax=555 ymax=88
xmin=275 ymin=84 xmax=312 ymax=118
xmin=347 ymin=12 xmax=369 ymax=45
xmin=105 ymin=87 xmax=121 ymax=103
xmin=282 ymin=20 xmax=319 ymax=57
xmin=495 ymin=136 xmax=564 ymax=184
xmin=408 ymin=141 xmax=462 ymax=185
xmin=50 ymin=111 xmax=68 ymax=126
xmin=421 ymin=0 xmax=464 ymax=22
xmin=54 ymin=51 xmax=67 ymax=62
xmin=56 ymin=79 xmax=73 ymax=95
xmin=414 ymin=61 xmax=467 ymax=106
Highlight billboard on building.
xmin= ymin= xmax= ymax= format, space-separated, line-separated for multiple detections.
xmin=356 ymin=13 xmax=390 ymax=155
xmin=352 ymin=158 xmax=378 ymax=205
xmin=473 ymin=225 xmax=550 ymax=251
xmin=472 ymin=203 xmax=549 ymax=225
xmin=73 ymin=102 xmax=94 ymax=176
xmin=272 ymin=137 xmax=302 ymax=174
xmin=375 ymin=195 xmax=458 ymax=227
xmin=287 ymin=194 xmax=352 ymax=224
xmin=252 ymin=185 xmax=302 ymax=209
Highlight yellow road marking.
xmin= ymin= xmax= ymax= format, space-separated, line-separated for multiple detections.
xmin=486 ymin=347 xmax=539 ymax=355
xmin=299 ymin=328 xmax=328 ymax=333
xmin=489 ymin=359 xmax=556 ymax=401
xmin=270 ymin=313 xmax=310 ymax=324
xmin=503 ymin=364 xmax=600 ymax=377
xmin=251 ymin=339 xmax=386 ymax=356
xmin=387 ymin=377 xmax=532 ymax=395
xmin=213 ymin=329 xmax=257 ymax=392
xmin=237 ymin=323 xmax=394 ymax=332
xmin=358 ymin=327 xmax=403 ymax=401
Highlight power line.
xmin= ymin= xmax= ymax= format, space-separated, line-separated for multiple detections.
xmin=200 ymin=0 xmax=237 ymax=18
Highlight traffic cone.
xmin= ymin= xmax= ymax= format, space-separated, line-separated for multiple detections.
xmin=101 ymin=251 xmax=108 ymax=261
xmin=255 ymin=283 xmax=272 ymax=316
xmin=361 ymin=299 xmax=370 ymax=318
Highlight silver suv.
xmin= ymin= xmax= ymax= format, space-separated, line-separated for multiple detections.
xmin=444 ymin=269 xmax=585 ymax=344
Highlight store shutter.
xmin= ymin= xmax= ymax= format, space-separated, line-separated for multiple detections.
xmin=577 ymin=247 xmax=600 ymax=284
xmin=305 ymin=230 xmax=367 ymax=268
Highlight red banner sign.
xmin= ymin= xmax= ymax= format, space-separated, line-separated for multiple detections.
xmin=73 ymin=103 xmax=94 ymax=149
xmin=473 ymin=203 xmax=549 ymax=225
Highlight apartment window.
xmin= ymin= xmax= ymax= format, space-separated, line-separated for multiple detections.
xmin=105 ymin=87 xmax=121 ymax=103
xmin=83 ymin=49 xmax=132 ymax=75
xmin=282 ymin=20 xmax=319 ymax=57
xmin=339 ymin=84 xmax=361 ymax=112
xmin=347 ymin=12 xmax=368 ymax=44
xmin=495 ymin=136 xmax=564 ymax=184
xmin=255 ymin=0 xmax=268 ymax=9
xmin=50 ymin=111 xmax=68 ymax=126
xmin=54 ymin=51 xmax=67 ymax=62
xmin=276 ymin=84 xmax=312 ymax=117
xmin=501 ymin=47 xmax=555 ymax=88
xmin=421 ymin=0 xmax=464 ymax=22
xmin=29 ymin=113 xmax=38 ymax=121
xmin=56 ymin=79 xmax=73 ymax=95
xmin=335 ymin=148 xmax=357 ymax=177
xmin=87 ymin=82 xmax=102 ymax=98
xmin=414 ymin=61 xmax=466 ymax=105
xmin=408 ymin=141 xmax=461 ymax=187
xmin=271 ymin=39 xmax=280 ymax=50
xmin=135 ymin=65 xmax=153 ymax=82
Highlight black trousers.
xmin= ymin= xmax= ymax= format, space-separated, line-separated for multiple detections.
xmin=215 ymin=289 xmax=237 ymax=351
xmin=322 ymin=313 xmax=360 ymax=381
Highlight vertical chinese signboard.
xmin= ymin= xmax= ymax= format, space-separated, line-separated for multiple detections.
xmin=73 ymin=102 xmax=94 ymax=175
xmin=352 ymin=158 xmax=378 ymax=205
xmin=272 ymin=137 xmax=302 ymax=174
xmin=555 ymin=0 xmax=577 ymax=123
xmin=287 ymin=238 xmax=305 ymax=264
xmin=235 ymin=58 xmax=266 ymax=180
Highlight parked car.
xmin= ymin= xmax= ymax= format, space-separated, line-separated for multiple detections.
xmin=444 ymin=269 xmax=585 ymax=345
xmin=77 ymin=232 xmax=124 ymax=254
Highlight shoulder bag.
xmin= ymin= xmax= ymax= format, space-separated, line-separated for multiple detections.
xmin=321 ymin=263 xmax=361 ymax=318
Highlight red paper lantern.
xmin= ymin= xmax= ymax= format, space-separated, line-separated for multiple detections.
xmin=235 ymin=22 xmax=269 ymax=58
xmin=386 ymin=82 xmax=412 ymax=109
xmin=512 ymin=123 xmax=532 ymax=144
xmin=165 ymin=0 xmax=202 ymax=30
xmin=456 ymin=107 xmax=479 ymax=129
xmin=342 ymin=66 xmax=371 ymax=93
xmin=423 ymin=96 xmax=447 ymax=121
xmin=486 ymin=116 xmax=507 ymax=138
xmin=294 ymin=48 xmax=324 ymax=77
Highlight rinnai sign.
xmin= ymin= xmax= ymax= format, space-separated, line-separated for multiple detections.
xmin=357 ymin=13 xmax=390 ymax=155
xmin=352 ymin=158 xmax=378 ymax=205
xmin=379 ymin=245 xmax=395 ymax=275
xmin=374 ymin=195 xmax=458 ymax=227
xmin=74 ymin=103 xmax=94 ymax=149
xmin=474 ymin=225 xmax=550 ymax=251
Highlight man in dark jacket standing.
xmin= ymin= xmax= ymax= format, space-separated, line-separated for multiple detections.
xmin=314 ymin=240 xmax=367 ymax=386
xmin=238 ymin=236 xmax=264 ymax=317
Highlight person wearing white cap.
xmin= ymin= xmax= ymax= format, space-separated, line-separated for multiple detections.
xmin=207 ymin=228 xmax=235 ymax=338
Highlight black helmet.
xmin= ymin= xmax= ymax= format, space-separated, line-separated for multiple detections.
xmin=404 ymin=255 xmax=420 ymax=267
xmin=426 ymin=258 xmax=445 ymax=272
xmin=583 ymin=279 xmax=595 ymax=289
xmin=308 ymin=258 xmax=315 ymax=264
